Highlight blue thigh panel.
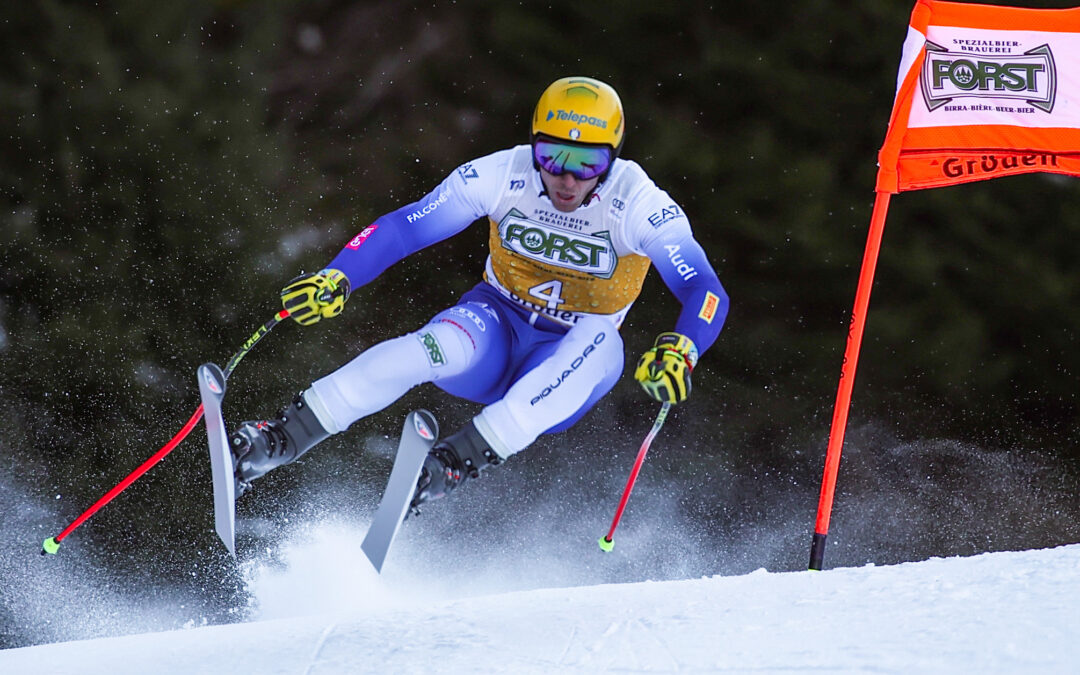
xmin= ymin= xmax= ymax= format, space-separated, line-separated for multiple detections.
xmin=435 ymin=283 xmax=621 ymax=435
xmin=430 ymin=283 xmax=561 ymax=404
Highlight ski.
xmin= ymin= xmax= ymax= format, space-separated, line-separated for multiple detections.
xmin=361 ymin=409 xmax=438 ymax=573
xmin=197 ymin=362 xmax=236 ymax=558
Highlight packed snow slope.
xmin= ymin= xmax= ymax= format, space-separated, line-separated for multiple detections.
xmin=3 ymin=543 xmax=1078 ymax=674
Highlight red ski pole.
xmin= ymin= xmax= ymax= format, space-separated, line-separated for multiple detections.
xmin=42 ymin=309 xmax=290 ymax=555
xmin=599 ymin=402 xmax=671 ymax=552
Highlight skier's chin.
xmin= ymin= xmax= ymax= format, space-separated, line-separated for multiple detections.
xmin=551 ymin=193 xmax=582 ymax=212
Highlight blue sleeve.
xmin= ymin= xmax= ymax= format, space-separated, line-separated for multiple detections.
xmin=641 ymin=231 xmax=728 ymax=357
xmin=324 ymin=169 xmax=491 ymax=288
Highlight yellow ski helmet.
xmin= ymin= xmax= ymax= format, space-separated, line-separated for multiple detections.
xmin=531 ymin=77 xmax=625 ymax=159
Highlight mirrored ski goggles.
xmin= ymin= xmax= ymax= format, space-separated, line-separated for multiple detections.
xmin=533 ymin=138 xmax=612 ymax=180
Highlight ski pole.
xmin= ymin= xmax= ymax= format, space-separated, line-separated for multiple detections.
xmin=598 ymin=401 xmax=671 ymax=552
xmin=42 ymin=309 xmax=291 ymax=555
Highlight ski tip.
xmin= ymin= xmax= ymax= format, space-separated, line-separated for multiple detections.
xmin=198 ymin=362 xmax=226 ymax=395
xmin=41 ymin=537 xmax=60 ymax=556
xmin=409 ymin=409 xmax=439 ymax=443
xmin=598 ymin=536 xmax=614 ymax=553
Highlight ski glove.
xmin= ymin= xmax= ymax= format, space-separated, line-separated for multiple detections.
xmin=281 ymin=269 xmax=351 ymax=326
xmin=634 ymin=332 xmax=699 ymax=404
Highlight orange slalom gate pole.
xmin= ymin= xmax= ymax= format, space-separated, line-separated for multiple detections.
xmin=809 ymin=191 xmax=892 ymax=570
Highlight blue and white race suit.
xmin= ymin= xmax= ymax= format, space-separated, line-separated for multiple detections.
xmin=303 ymin=145 xmax=728 ymax=457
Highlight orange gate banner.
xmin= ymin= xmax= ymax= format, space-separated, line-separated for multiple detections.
xmin=877 ymin=0 xmax=1080 ymax=193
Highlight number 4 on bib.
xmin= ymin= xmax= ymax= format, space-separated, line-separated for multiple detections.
xmin=528 ymin=280 xmax=564 ymax=309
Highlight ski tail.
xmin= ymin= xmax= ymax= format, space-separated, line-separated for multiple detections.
xmin=361 ymin=410 xmax=438 ymax=572
xmin=197 ymin=362 xmax=237 ymax=558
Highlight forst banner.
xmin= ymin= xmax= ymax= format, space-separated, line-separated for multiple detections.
xmin=876 ymin=0 xmax=1080 ymax=193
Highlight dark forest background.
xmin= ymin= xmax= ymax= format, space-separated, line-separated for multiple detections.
xmin=3 ymin=0 xmax=1080 ymax=648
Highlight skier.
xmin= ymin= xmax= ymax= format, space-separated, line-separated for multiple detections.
xmin=229 ymin=76 xmax=729 ymax=509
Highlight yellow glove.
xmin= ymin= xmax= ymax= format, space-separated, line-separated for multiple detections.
xmin=281 ymin=269 xmax=351 ymax=325
xmin=634 ymin=332 xmax=699 ymax=404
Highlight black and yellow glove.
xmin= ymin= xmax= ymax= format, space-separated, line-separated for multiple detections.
xmin=634 ymin=332 xmax=699 ymax=404
xmin=281 ymin=269 xmax=351 ymax=326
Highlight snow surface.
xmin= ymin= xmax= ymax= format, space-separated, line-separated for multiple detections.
xmin=3 ymin=536 xmax=1078 ymax=674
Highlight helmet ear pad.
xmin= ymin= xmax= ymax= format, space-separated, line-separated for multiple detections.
xmin=611 ymin=130 xmax=625 ymax=162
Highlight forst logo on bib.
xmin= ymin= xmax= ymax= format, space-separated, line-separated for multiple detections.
xmin=498 ymin=211 xmax=617 ymax=278
xmin=921 ymin=41 xmax=1056 ymax=112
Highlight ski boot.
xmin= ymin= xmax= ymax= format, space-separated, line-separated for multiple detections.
xmin=410 ymin=421 xmax=502 ymax=510
xmin=229 ymin=392 xmax=331 ymax=496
